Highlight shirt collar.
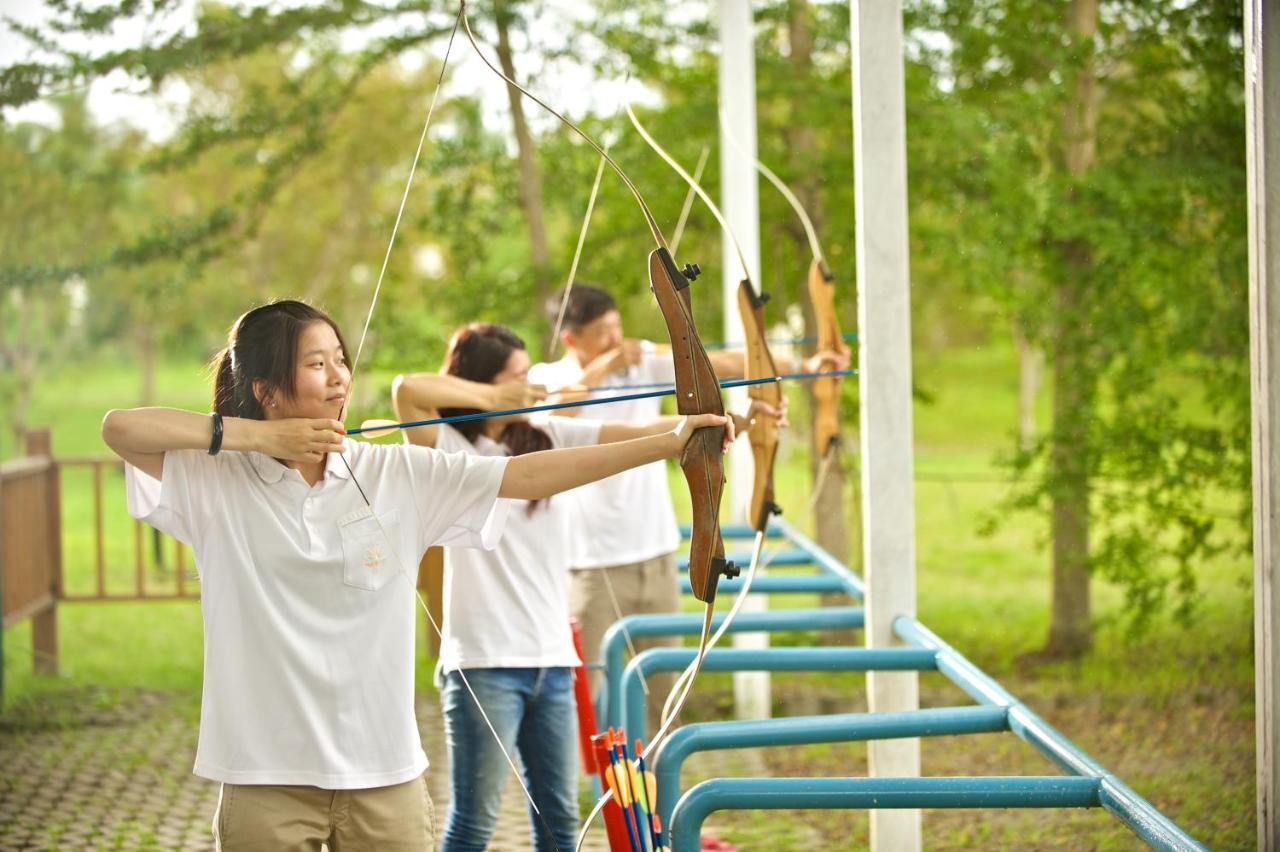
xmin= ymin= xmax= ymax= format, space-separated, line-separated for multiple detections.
xmin=247 ymin=441 xmax=351 ymax=483
xmin=325 ymin=445 xmax=352 ymax=479
xmin=248 ymin=452 xmax=287 ymax=484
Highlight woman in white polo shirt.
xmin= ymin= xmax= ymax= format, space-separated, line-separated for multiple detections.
xmin=101 ymin=300 xmax=731 ymax=851
xmin=391 ymin=323 xmax=717 ymax=852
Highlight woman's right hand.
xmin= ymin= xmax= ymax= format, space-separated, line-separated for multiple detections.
xmin=257 ymin=418 xmax=346 ymax=463
xmin=487 ymin=381 xmax=548 ymax=411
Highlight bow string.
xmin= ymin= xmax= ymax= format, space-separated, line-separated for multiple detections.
xmin=624 ymin=104 xmax=784 ymax=537
xmin=452 ymin=5 xmax=757 ymax=847
xmin=336 ymin=3 xmax=556 ymax=839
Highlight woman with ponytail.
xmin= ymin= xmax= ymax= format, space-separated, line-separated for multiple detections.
xmin=392 ymin=323 xmax=713 ymax=852
xmin=100 ymin=302 xmax=732 ymax=851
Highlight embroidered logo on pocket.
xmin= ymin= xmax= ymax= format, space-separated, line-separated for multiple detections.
xmin=339 ymin=509 xmax=400 ymax=592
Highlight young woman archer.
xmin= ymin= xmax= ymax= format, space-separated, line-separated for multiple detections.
xmin=100 ymin=299 xmax=731 ymax=851
xmin=391 ymin=321 xmax=739 ymax=852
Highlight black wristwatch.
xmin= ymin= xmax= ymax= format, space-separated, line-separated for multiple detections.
xmin=208 ymin=412 xmax=224 ymax=456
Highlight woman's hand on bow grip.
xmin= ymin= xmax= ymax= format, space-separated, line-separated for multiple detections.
xmin=671 ymin=413 xmax=735 ymax=455
xmin=258 ymin=419 xmax=346 ymax=463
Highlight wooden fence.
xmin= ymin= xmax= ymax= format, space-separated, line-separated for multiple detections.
xmin=1 ymin=430 xmax=447 ymax=701
xmin=1 ymin=430 xmax=62 ymax=695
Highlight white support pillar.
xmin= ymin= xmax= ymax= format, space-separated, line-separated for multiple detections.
xmin=717 ymin=0 xmax=769 ymax=722
xmin=1246 ymin=1 xmax=1279 ymax=846
xmin=851 ymin=2 xmax=921 ymax=850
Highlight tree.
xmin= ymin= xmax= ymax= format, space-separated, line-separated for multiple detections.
xmin=488 ymin=0 xmax=554 ymax=354
xmin=912 ymin=0 xmax=1250 ymax=653
xmin=0 ymin=96 xmax=139 ymax=448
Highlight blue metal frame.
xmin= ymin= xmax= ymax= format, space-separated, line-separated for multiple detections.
xmin=678 ymin=573 xmax=847 ymax=596
xmin=654 ymin=705 xmax=1009 ymax=826
xmin=669 ymin=777 xmax=1104 ymax=849
xmin=599 ymin=607 xmax=865 ymax=729
xmin=676 ymin=548 xmax=814 ymax=571
xmin=621 ymin=647 xmax=938 ymax=739
xmin=679 ymin=522 xmax=786 ymax=539
xmin=892 ymin=617 xmax=1204 ymax=849
xmin=596 ymin=515 xmax=1205 ymax=850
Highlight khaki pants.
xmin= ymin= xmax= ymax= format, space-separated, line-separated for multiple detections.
xmin=213 ymin=773 xmax=436 ymax=851
xmin=569 ymin=553 xmax=680 ymax=739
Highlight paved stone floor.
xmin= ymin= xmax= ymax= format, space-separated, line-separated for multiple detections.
xmin=0 ymin=687 xmax=616 ymax=851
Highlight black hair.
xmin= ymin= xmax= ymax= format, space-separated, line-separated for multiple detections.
xmin=440 ymin=324 xmax=554 ymax=511
xmin=544 ymin=283 xmax=618 ymax=333
xmin=210 ymin=300 xmax=350 ymax=419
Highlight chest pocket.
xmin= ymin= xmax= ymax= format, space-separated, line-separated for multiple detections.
xmin=338 ymin=507 xmax=402 ymax=592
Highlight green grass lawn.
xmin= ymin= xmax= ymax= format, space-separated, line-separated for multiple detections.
xmin=2 ymin=341 xmax=1255 ymax=848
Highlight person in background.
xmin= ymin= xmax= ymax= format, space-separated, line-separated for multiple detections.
xmin=529 ymin=284 xmax=845 ymax=736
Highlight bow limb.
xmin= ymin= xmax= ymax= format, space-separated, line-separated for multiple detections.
xmin=626 ymin=107 xmax=791 ymax=791
xmin=670 ymin=145 xmax=711 ymax=258
xmin=649 ymin=249 xmax=738 ymax=604
xmin=548 ymin=96 xmax=631 ymax=354
xmin=808 ymin=258 xmax=844 ymax=457
xmin=737 ymin=279 xmax=783 ymax=533
xmin=336 ymin=5 xmax=557 ymax=834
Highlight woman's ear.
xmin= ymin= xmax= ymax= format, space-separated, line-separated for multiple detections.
xmin=252 ymin=379 xmax=274 ymax=410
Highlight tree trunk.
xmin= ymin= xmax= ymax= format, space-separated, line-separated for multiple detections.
xmin=1044 ymin=0 xmax=1100 ymax=659
xmin=1046 ymin=266 xmax=1093 ymax=657
xmin=492 ymin=0 xmax=553 ymax=353
xmin=1014 ymin=324 xmax=1042 ymax=451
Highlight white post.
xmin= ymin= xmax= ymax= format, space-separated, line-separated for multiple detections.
xmin=851 ymin=2 xmax=921 ymax=850
xmin=1246 ymin=0 xmax=1279 ymax=846
xmin=717 ymin=0 xmax=769 ymax=721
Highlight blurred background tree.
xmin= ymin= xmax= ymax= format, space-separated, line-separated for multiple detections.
xmin=0 ymin=0 xmax=1249 ymax=654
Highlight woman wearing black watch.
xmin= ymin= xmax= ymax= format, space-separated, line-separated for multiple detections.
xmin=98 ymin=298 xmax=732 ymax=851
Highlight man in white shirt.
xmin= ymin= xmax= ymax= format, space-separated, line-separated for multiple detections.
xmin=528 ymin=284 xmax=747 ymax=736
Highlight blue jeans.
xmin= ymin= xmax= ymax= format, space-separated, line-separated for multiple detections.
xmin=440 ymin=667 xmax=578 ymax=852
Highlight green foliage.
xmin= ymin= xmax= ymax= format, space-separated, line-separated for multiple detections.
xmin=912 ymin=0 xmax=1249 ymax=634
xmin=0 ymin=0 xmax=1253 ymax=636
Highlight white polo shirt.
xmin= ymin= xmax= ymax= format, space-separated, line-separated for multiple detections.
xmin=435 ymin=416 xmax=601 ymax=673
xmin=125 ymin=438 xmax=508 ymax=789
xmin=528 ymin=342 xmax=680 ymax=569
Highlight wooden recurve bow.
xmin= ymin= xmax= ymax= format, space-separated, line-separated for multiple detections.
xmin=718 ymin=109 xmax=848 ymax=461
xmin=737 ymin=279 xmax=783 ymax=532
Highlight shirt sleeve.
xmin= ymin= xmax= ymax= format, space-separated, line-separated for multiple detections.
xmin=640 ymin=340 xmax=677 ymax=385
xmin=431 ymin=423 xmax=472 ymax=455
xmin=403 ymin=443 xmax=509 ymax=551
xmin=527 ymin=361 xmax=553 ymax=387
xmin=536 ymin=414 xmax=603 ymax=449
xmin=124 ymin=450 xmax=223 ymax=548
xmin=528 ymin=358 xmax=580 ymax=392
